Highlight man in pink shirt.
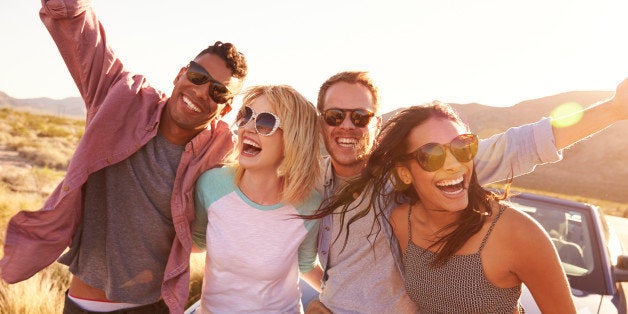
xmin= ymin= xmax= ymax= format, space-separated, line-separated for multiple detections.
xmin=0 ymin=0 xmax=247 ymax=313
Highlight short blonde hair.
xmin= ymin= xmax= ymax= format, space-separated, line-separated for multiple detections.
xmin=230 ymin=85 xmax=322 ymax=205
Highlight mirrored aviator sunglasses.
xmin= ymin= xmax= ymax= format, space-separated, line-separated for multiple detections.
xmin=406 ymin=133 xmax=479 ymax=172
xmin=186 ymin=61 xmax=233 ymax=104
xmin=322 ymin=108 xmax=375 ymax=127
xmin=235 ymin=106 xmax=282 ymax=136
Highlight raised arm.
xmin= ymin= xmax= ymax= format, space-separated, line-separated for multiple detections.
xmin=40 ymin=0 xmax=124 ymax=116
xmin=474 ymin=118 xmax=561 ymax=185
xmin=552 ymin=78 xmax=628 ymax=150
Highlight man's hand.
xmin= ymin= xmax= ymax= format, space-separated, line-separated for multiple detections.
xmin=305 ymin=300 xmax=332 ymax=314
xmin=611 ymin=78 xmax=628 ymax=120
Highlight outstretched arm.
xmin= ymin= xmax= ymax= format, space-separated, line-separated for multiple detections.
xmin=552 ymin=78 xmax=628 ymax=149
xmin=475 ymin=78 xmax=628 ymax=185
xmin=475 ymin=118 xmax=561 ymax=185
xmin=40 ymin=0 xmax=124 ymax=117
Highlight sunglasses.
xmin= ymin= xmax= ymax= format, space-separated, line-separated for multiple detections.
xmin=235 ymin=106 xmax=282 ymax=136
xmin=322 ymin=108 xmax=375 ymax=128
xmin=405 ymin=133 xmax=478 ymax=172
xmin=186 ymin=61 xmax=233 ymax=104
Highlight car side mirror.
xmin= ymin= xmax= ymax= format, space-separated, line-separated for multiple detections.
xmin=614 ymin=254 xmax=628 ymax=282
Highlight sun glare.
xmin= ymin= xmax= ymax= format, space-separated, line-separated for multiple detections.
xmin=550 ymin=102 xmax=584 ymax=128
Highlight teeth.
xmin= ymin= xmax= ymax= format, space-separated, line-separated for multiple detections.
xmin=436 ymin=177 xmax=463 ymax=187
xmin=337 ymin=137 xmax=357 ymax=147
xmin=183 ymin=96 xmax=201 ymax=113
xmin=243 ymin=138 xmax=260 ymax=148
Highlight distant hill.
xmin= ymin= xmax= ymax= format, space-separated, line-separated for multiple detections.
xmin=1 ymin=89 xmax=626 ymax=203
xmin=0 ymin=91 xmax=85 ymax=119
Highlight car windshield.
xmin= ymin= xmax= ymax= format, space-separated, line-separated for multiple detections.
xmin=505 ymin=199 xmax=594 ymax=276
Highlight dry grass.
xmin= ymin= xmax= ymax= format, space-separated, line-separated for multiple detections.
xmin=0 ymin=108 xmax=83 ymax=170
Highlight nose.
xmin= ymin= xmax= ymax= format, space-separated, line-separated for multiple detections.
xmin=241 ymin=117 xmax=256 ymax=132
xmin=441 ymin=149 xmax=465 ymax=171
xmin=192 ymin=83 xmax=221 ymax=114
xmin=338 ymin=112 xmax=355 ymax=129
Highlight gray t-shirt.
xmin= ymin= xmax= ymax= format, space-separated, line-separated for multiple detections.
xmin=319 ymin=174 xmax=416 ymax=313
xmin=59 ymin=132 xmax=184 ymax=304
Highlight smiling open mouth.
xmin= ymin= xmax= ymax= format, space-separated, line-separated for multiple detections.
xmin=242 ymin=138 xmax=261 ymax=156
xmin=183 ymin=96 xmax=201 ymax=113
xmin=436 ymin=176 xmax=465 ymax=194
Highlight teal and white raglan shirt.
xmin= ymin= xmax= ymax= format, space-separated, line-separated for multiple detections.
xmin=193 ymin=166 xmax=322 ymax=313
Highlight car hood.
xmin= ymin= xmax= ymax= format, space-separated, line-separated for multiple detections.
xmin=520 ymin=285 xmax=603 ymax=313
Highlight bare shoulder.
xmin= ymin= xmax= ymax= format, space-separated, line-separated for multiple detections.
xmin=390 ymin=203 xmax=411 ymax=251
xmin=494 ymin=203 xmax=551 ymax=245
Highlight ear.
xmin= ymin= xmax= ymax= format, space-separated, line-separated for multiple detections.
xmin=375 ymin=115 xmax=383 ymax=130
xmin=173 ymin=67 xmax=187 ymax=85
xmin=396 ymin=166 xmax=413 ymax=185
xmin=373 ymin=115 xmax=383 ymax=136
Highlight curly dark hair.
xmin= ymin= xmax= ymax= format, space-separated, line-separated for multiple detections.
xmin=309 ymin=102 xmax=507 ymax=266
xmin=196 ymin=41 xmax=248 ymax=79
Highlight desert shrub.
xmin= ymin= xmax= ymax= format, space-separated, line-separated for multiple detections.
xmin=0 ymin=263 xmax=69 ymax=314
xmin=38 ymin=124 xmax=74 ymax=138
xmin=17 ymin=144 xmax=71 ymax=170
xmin=0 ymin=184 xmax=45 ymax=224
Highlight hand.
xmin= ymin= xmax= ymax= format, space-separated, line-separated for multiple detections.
xmin=611 ymin=78 xmax=628 ymax=120
xmin=305 ymin=300 xmax=333 ymax=314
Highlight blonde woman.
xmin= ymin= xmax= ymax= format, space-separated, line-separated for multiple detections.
xmin=192 ymin=85 xmax=323 ymax=313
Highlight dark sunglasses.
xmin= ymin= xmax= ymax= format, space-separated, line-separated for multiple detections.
xmin=186 ymin=61 xmax=233 ymax=104
xmin=235 ymin=106 xmax=282 ymax=136
xmin=322 ymin=108 xmax=375 ymax=127
xmin=404 ymin=134 xmax=479 ymax=172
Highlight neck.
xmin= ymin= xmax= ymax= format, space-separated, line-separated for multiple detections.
xmin=159 ymin=110 xmax=204 ymax=146
xmin=331 ymin=161 xmax=365 ymax=178
xmin=413 ymin=203 xmax=460 ymax=233
xmin=239 ymin=170 xmax=283 ymax=205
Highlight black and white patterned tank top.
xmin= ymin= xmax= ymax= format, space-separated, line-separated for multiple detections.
xmin=403 ymin=205 xmax=523 ymax=313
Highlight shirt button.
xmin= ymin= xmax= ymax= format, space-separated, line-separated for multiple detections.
xmin=322 ymin=251 xmax=327 ymax=255
xmin=63 ymin=185 xmax=69 ymax=191
xmin=324 ymin=226 xmax=330 ymax=231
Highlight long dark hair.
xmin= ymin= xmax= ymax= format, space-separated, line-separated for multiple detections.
xmin=309 ymin=102 xmax=505 ymax=266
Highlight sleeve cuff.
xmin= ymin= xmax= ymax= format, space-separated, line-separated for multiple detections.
xmin=532 ymin=117 xmax=563 ymax=163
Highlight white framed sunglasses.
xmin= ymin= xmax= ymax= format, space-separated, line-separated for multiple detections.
xmin=235 ymin=106 xmax=282 ymax=136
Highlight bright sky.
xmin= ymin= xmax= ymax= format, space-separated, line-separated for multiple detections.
xmin=2 ymin=0 xmax=628 ymax=113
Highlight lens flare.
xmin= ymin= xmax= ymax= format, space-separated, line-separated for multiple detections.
xmin=550 ymin=102 xmax=584 ymax=128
